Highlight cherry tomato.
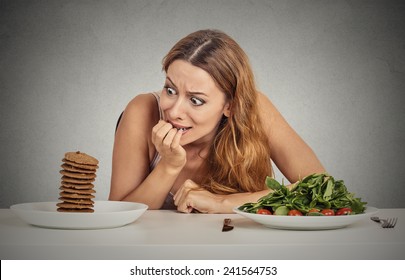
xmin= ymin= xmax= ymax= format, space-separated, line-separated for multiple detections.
xmin=336 ymin=208 xmax=352 ymax=215
xmin=308 ymin=208 xmax=320 ymax=213
xmin=257 ymin=208 xmax=272 ymax=215
xmin=321 ymin=209 xmax=335 ymax=216
xmin=288 ymin=209 xmax=303 ymax=216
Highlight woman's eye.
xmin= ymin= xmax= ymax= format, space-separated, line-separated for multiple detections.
xmin=165 ymin=87 xmax=176 ymax=96
xmin=190 ymin=97 xmax=205 ymax=106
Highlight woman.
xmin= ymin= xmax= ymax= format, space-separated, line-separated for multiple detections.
xmin=109 ymin=29 xmax=325 ymax=213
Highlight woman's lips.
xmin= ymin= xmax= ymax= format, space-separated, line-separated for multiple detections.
xmin=169 ymin=121 xmax=191 ymax=132
xmin=175 ymin=126 xmax=191 ymax=135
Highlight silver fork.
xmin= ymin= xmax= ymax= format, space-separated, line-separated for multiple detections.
xmin=370 ymin=217 xmax=398 ymax=228
xmin=382 ymin=218 xmax=398 ymax=228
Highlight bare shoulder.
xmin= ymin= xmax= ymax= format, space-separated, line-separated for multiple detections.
xmin=126 ymin=93 xmax=159 ymax=116
xmin=257 ymin=92 xmax=284 ymax=129
xmin=118 ymin=93 xmax=160 ymax=131
xmin=113 ymin=92 xmax=160 ymax=167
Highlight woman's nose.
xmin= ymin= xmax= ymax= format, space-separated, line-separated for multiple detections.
xmin=167 ymin=98 xmax=186 ymax=120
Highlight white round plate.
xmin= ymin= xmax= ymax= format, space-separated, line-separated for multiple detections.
xmin=10 ymin=201 xmax=148 ymax=229
xmin=234 ymin=206 xmax=378 ymax=230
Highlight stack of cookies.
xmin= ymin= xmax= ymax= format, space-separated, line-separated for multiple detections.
xmin=57 ymin=151 xmax=99 ymax=213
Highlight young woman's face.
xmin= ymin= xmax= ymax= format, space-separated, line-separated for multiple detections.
xmin=160 ymin=60 xmax=230 ymax=147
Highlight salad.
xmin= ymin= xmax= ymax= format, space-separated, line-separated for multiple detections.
xmin=238 ymin=173 xmax=367 ymax=216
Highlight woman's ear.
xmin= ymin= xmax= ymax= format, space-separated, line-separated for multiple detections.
xmin=223 ymin=102 xmax=231 ymax=118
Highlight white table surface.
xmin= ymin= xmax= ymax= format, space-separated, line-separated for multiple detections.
xmin=1 ymin=208 xmax=404 ymax=260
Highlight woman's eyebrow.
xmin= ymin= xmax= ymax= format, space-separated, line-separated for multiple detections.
xmin=166 ymin=76 xmax=208 ymax=97
xmin=165 ymin=77 xmax=176 ymax=88
xmin=187 ymin=90 xmax=208 ymax=97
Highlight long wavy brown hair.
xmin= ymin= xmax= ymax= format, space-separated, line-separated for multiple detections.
xmin=162 ymin=29 xmax=272 ymax=194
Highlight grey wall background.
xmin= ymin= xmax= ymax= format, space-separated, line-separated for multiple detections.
xmin=1 ymin=0 xmax=404 ymax=208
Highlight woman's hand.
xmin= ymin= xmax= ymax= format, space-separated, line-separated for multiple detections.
xmin=173 ymin=179 xmax=224 ymax=213
xmin=152 ymin=120 xmax=186 ymax=171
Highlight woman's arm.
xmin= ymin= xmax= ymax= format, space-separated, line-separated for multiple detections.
xmin=173 ymin=179 xmax=272 ymax=213
xmin=109 ymin=94 xmax=185 ymax=209
xmin=257 ymin=93 xmax=325 ymax=183
xmin=174 ymin=180 xmax=300 ymax=214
